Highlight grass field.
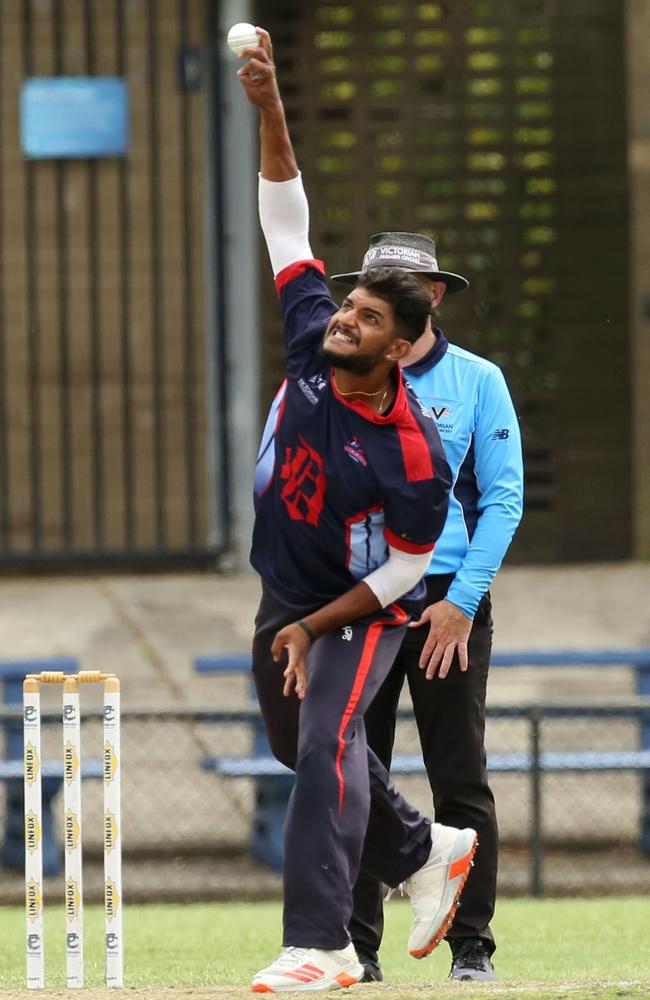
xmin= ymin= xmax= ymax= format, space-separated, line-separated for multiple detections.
xmin=0 ymin=897 xmax=649 ymax=999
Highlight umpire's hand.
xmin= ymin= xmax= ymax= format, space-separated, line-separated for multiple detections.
xmin=410 ymin=599 xmax=473 ymax=680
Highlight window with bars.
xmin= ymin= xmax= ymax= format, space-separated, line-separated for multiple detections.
xmin=256 ymin=0 xmax=630 ymax=562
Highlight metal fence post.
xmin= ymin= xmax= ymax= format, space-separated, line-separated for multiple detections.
xmin=637 ymin=660 xmax=650 ymax=855
xmin=529 ymin=707 xmax=543 ymax=896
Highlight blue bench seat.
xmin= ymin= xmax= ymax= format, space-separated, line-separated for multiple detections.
xmin=0 ymin=759 xmax=104 ymax=780
xmin=202 ymin=748 xmax=650 ymax=778
xmin=194 ymin=648 xmax=650 ymax=881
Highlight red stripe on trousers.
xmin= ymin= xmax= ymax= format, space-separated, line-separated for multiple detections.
xmin=334 ymin=606 xmax=409 ymax=814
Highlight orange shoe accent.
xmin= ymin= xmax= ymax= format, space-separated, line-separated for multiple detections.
xmin=335 ymin=972 xmax=360 ymax=987
xmin=409 ymin=835 xmax=479 ymax=960
xmin=448 ymin=848 xmax=474 ymax=881
xmin=251 ymin=985 xmax=274 ymax=993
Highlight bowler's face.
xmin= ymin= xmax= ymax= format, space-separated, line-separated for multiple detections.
xmin=322 ymin=287 xmax=397 ymax=367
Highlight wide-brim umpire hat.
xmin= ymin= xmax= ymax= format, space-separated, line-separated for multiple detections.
xmin=330 ymin=232 xmax=469 ymax=294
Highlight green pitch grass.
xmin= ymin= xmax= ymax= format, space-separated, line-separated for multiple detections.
xmin=0 ymin=896 xmax=649 ymax=999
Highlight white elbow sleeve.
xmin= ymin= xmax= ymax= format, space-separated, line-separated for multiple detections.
xmin=258 ymin=173 xmax=314 ymax=276
xmin=363 ymin=546 xmax=433 ymax=609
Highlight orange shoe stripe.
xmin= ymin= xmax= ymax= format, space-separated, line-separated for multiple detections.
xmin=448 ymin=846 xmax=475 ymax=880
xmin=410 ymin=837 xmax=479 ymax=960
xmin=251 ymin=985 xmax=274 ymax=993
xmin=335 ymin=972 xmax=359 ymax=987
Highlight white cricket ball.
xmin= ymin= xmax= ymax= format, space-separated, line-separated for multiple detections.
xmin=226 ymin=22 xmax=259 ymax=56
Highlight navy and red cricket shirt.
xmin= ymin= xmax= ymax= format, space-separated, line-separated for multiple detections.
xmin=250 ymin=261 xmax=451 ymax=617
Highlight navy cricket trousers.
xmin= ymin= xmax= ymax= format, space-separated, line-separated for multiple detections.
xmin=252 ymin=583 xmax=432 ymax=950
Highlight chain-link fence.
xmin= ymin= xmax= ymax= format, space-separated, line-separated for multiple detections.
xmin=1 ymin=695 xmax=649 ymax=902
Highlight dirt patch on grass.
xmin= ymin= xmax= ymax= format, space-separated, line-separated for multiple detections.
xmin=1 ymin=981 xmax=649 ymax=1000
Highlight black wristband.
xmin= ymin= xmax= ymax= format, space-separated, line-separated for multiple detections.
xmin=296 ymin=619 xmax=316 ymax=642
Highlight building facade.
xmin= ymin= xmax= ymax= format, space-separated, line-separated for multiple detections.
xmin=0 ymin=0 xmax=647 ymax=567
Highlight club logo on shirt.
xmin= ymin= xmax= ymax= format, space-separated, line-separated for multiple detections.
xmin=344 ymin=436 xmax=368 ymax=466
xmin=342 ymin=626 xmax=353 ymax=641
xmin=280 ymin=435 xmax=326 ymax=525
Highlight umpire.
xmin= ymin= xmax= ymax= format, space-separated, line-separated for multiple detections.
xmin=336 ymin=235 xmax=524 ymax=982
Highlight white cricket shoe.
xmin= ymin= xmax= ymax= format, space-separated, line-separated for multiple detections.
xmin=405 ymin=825 xmax=478 ymax=959
xmin=251 ymin=943 xmax=364 ymax=993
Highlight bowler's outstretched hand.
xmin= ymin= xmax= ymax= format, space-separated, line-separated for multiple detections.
xmin=410 ymin=599 xmax=473 ymax=679
xmin=236 ymin=27 xmax=280 ymax=109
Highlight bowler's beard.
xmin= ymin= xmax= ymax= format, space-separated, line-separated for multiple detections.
xmin=318 ymin=343 xmax=381 ymax=376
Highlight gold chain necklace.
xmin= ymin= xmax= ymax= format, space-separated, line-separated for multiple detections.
xmin=333 ymin=374 xmax=392 ymax=414
xmin=333 ymin=374 xmax=390 ymax=398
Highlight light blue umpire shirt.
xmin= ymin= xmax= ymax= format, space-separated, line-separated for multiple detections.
xmin=403 ymin=330 xmax=524 ymax=619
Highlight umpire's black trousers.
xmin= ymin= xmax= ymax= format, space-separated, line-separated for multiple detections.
xmin=350 ymin=573 xmax=497 ymax=957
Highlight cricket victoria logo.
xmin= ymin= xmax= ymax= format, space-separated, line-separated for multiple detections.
xmin=66 ymin=932 xmax=80 ymax=953
xmin=27 ymin=933 xmax=41 ymax=954
xmin=63 ymin=702 xmax=77 ymax=723
xmin=298 ymin=372 xmax=327 ymax=405
xmin=342 ymin=626 xmax=353 ymax=642
xmin=106 ymin=932 xmax=119 ymax=952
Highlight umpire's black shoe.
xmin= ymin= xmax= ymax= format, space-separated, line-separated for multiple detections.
xmin=356 ymin=950 xmax=383 ymax=983
xmin=449 ymin=937 xmax=496 ymax=981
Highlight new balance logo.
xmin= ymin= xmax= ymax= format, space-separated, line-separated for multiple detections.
xmin=342 ymin=626 xmax=353 ymax=642
xmin=491 ymin=428 xmax=510 ymax=440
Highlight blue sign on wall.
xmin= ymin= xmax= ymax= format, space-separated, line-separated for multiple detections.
xmin=21 ymin=77 xmax=129 ymax=159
